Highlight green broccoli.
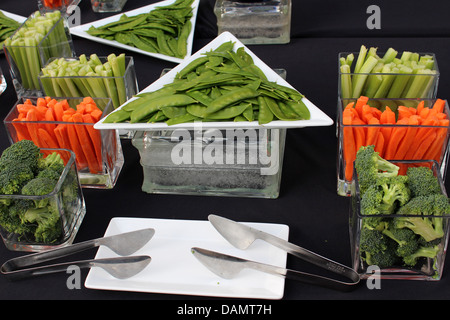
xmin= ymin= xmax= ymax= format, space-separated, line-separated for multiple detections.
xmin=394 ymin=194 xmax=450 ymax=242
xmin=382 ymin=224 xmax=419 ymax=257
xmin=403 ymin=245 xmax=440 ymax=267
xmin=37 ymin=167 xmax=62 ymax=182
xmin=21 ymin=204 xmax=61 ymax=243
xmin=38 ymin=152 xmax=65 ymax=174
xmin=360 ymin=175 xmax=411 ymax=229
xmin=0 ymin=139 xmax=40 ymax=174
xmin=0 ymin=163 xmax=34 ymax=196
xmin=355 ymin=145 xmax=400 ymax=195
xmin=0 ymin=200 xmax=33 ymax=235
xmin=21 ymin=177 xmax=58 ymax=208
xmin=406 ymin=166 xmax=441 ymax=198
xmin=359 ymin=227 xmax=400 ymax=268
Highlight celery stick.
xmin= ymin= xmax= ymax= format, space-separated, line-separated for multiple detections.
xmin=24 ymin=36 xmax=41 ymax=89
xmin=108 ymin=53 xmax=126 ymax=107
xmin=353 ymin=45 xmax=367 ymax=73
xmin=339 ymin=57 xmax=346 ymax=66
xmin=101 ymin=68 xmax=120 ymax=109
xmin=417 ymin=70 xmax=437 ymax=99
xmin=400 ymin=51 xmax=412 ymax=62
xmin=382 ymin=47 xmax=397 ymax=63
xmin=345 ymin=53 xmax=354 ymax=67
xmin=364 ymin=73 xmax=383 ymax=97
xmin=89 ymin=53 xmax=102 ymax=66
xmin=374 ymin=66 xmax=395 ymax=98
xmin=404 ymin=69 xmax=429 ymax=98
xmin=387 ymin=66 xmax=413 ymax=98
xmin=351 ymin=55 xmax=379 ymax=98
xmin=340 ymin=64 xmax=352 ymax=99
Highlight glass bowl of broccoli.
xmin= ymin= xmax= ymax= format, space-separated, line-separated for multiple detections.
xmin=0 ymin=140 xmax=86 ymax=252
xmin=350 ymin=151 xmax=450 ymax=280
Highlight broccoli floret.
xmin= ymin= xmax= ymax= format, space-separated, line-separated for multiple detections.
xmin=37 ymin=167 xmax=62 ymax=182
xmin=382 ymin=224 xmax=419 ymax=257
xmin=403 ymin=245 xmax=440 ymax=267
xmin=359 ymin=228 xmax=400 ymax=268
xmin=394 ymin=194 xmax=450 ymax=242
xmin=21 ymin=177 xmax=57 ymax=208
xmin=38 ymin=152 xmax=65 ymax=174
xmin=21 ymin=205 xmax=61 ymax=243
xmin=0 ymin=200 xmax=34 ymax=235
xmin=360 ymin=176 xmax=411 ymax=229
xmin=355 ymin=145 xmax=400 ymax=195
xmin=0 ymin=140 xmax=40 ymax=174
xmin=0 ymin=163 xmax=35 ymax=195
xmin=406 ymin=166 xmax=441 ymax=198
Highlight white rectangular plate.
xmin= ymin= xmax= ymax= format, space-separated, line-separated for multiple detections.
xmin=70 ymin=0 xmax=200 ymax=64
xmin=94 ymin=32 xmax=334 ymax=131
xmin=85 ymin=217 xmax=289 ymax=299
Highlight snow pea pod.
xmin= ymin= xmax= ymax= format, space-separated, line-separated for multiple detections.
xmin=130 ymin=94 xmax=196 ymax=123
xmin=166 ymin=113 xmax=199 ymax=125
xmin=257 ymin=96 xmax=274 ymax=124
xmin=103 ymin=109 xmax=131 ymax=123
xmin=109 ymin=15 xmax=147 ymax=32
xmin=176 ymin=56 xmax=209 ymax=79
xmin=206 ymin=102 xmax=252 ymax=120
xmin=263 ymin=96 xmax=298 ymax=121
xmin=205 ymin=87 xmax=260 ymax=115
xmin=286 ymin=99 xmax=311 ymax=120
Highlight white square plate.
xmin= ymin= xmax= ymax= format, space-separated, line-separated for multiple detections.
xmin=70 ymin=0 xmax=200 ymax=64
xmin=84 ymin=217 xmax=289 ymax=299
xmin=94 ymin=32 xmax=334 ymax=131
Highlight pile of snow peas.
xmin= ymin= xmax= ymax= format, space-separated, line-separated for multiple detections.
xmin=86 ymin=0 xmax=194 ymax=59
xmin=104 ymin=41 xmax=311 ymax=125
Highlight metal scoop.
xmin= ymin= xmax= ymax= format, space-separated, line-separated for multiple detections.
xmin=1 ymin=228 xmax=155 ymax=280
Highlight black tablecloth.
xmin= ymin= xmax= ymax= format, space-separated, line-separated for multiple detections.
xmin=0 ymin=0 xmax=450 ymax=304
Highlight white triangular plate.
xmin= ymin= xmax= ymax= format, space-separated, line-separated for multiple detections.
xmin=94 ymin=32 xmax=334 ymax=131
xmin=70 ymin=0 xmax=199 ymax=64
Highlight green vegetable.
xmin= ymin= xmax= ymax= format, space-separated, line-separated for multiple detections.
xmin=406 ymin=166 xmax=442 ymax=197
xmin=0 ymin=140 xmax=80 ymax=244
xmin=340 ymin=45 xmax=437 ymax=99
xmin=359 ymin=228 xmax=400 ymax=268
xmin=87 ymin=0 xmax=194 ymax=59
xmin=0 ymin=11 xmax=21 ymax=47
xmin=40 ymin=53 xmax=128 ymax=109
xmin=104 ymin=41 xmax=309 ymax=125
xmin=403 ymin=245 xmax=440 ymax=267
xmin=3 ymin=10 xmax=73 ymax=92
xmin=355 ymin=145 xmax=400 ymax=196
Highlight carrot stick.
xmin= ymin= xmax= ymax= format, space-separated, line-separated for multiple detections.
xmin=424 ymin=119 xmax=450 ymax=162
xmin=44 ymin=107 xmax=58 ymax=142
xmin=394 ymin=115 xmax=420 ymax=159
xmin=38 ymin=128 xmax=59 ymax=149
xmin=355 ymin=96 xmax=369 ymax=120
xmin=416 ymin=100 xmax=425 ymax=114
xmin=379 ymin=106 xmax=395 ymax=148
xmin=412 ymin=131 xmax=437 ymax=160
xmin=361 ymin=104 xmax=374 ymax=124
xmin=397 ymin=106 xmax=412 ymax=120
xmin=384 ymin=118 xmax=409 ymax=160
xmin=72 ymin=112 xmax=101 ymax=174
xmin=90 ymin=109 xmax=103 ymax=122
xmin=25 ymin=108 xmax=42 ymax=148
xmin=54 ymin=102 xmax=65 ymax=121
xmin=374 ymin=130 xmax=385 ymax=157
xmin=366 ymin=117 xmax=380 ymax=147
xmin=352 ymin=117 xmax=366 ymax=154
xmin=82 ymin=113 xmax=102 ymax=170
xmin=432 ymin=99 xmax=446 ymax=113
xmin=65 ymin=116 xmax=88 ymax=171
xmin=404 ymin=117 xmax=438 ymax=159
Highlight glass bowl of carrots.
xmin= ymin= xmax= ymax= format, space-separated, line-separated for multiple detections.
xmin=3 ymin=96 xmax=124 ymax=189
xmin=337 ymin=96 xmax=450 ymax=196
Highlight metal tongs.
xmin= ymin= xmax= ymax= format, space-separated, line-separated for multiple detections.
xmin=1 ymin=228 xmax=155 ymax=281
xmin=192 ymin=215 xmax=360 ymax=292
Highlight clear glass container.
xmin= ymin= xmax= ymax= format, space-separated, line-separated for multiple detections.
xmin=3 ymin=11 xmax=75 ymax=97
xmin=0 ymin=148 xmax=86 ymax=252
xmin=214 ymin=0 xmax=291 ymax=45
xmin=336 ymin=97 xmax=450 ymax=196
xmin=38 ymin=56 xmax=138 ymax=110
xmin=132 ymin=128 xmax=286 ymax=198
xmin=90 ymin=0 xmax=128 ymax=13
xmin=350 ymin=160 xmax=449 ymax=280
xmin=4 ymin=97 xmax=124 ymax=189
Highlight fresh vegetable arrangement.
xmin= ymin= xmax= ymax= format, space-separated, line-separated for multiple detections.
xmin=3 ymin=10 xmax=73 ymax=91
xmin=0 ymin=140 xmax=80 ymax=244
xmin=355 ymin=145 xmax=450 ymax=275
xmin=39 ymin=53 xmax=128 ymax=109
xmin=87 ymin=0 xmax=195 ymax=59
xmin=340 ymin=45 xmax=437 ymax=99
xmin=342 ymin=96 xmax=448 ymax=181
xmin=103 ymin=40 xmax=310 ymax=125
xmin=9 ymin=97 xmax=104 ymax=174
xmin=0 ymin=11 xmax=21 ymax=47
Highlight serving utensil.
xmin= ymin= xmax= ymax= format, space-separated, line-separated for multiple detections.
xmin=202 ymin=214 xmax=360 ymax=291
xmin=1 ymin=228 xmax=155 ymax=280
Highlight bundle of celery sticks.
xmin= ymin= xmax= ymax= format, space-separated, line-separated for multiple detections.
xmin=340 ymin=45 xmax=437 ymax=99
xmin=3 ymin=10 xmax=73 ymax=91
xmin=39 ymin=53 xmax=128 ymax=110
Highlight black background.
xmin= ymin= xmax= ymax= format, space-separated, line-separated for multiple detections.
xmin=0 ymin=0 xmax=450 ymax=304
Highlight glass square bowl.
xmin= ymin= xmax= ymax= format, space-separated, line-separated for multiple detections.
xmin=3 ymin=97 xmax=124 ymax=189
xmin=3 ymin=10 xmax=75 ymax=97
xmin=338 ymin=52 xmax=439 ymax=100
xmin=337 ymin=97 xmax=450 ymax=196
xmin=0 ymin=148 xmax=86 ymax=252
xmin=38 ymin=55 xmax=138 ymax=110
xmin=350 ymin=160 xmax=449 ymax=280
